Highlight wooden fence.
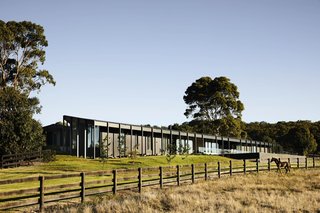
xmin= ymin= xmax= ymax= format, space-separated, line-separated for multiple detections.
xmin=0 ymin=157 xmax=319 ymax=212
xmin=0 ymin=151 xmax=44 ymax=169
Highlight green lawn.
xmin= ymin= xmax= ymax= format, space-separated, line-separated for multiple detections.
xmin=0 ymin=154 xmax=245 ymax=180
xmin=0 ymin=154 xmax=258 ymax=193
xmin=0 ymin=155 xmax=260 ymax=203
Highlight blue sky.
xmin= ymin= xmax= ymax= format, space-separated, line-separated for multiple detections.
xmin=1 ymin=0 xmax=320 ymax=126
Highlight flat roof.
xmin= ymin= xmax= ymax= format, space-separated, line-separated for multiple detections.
xmin=63 ymin=115 xmax=271 ymax=146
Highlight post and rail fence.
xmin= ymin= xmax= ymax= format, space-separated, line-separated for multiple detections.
xmin=0 ymin=150 xmax=54 ymax=169
xmin=0 ymin=157 xmax=319 ymax=212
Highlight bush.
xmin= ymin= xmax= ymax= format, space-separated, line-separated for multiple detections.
xmin=42 ymin=149 xmax=56 ymax=162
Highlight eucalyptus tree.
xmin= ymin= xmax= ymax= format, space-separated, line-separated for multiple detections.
xmin=183 ymin=76 xmax=244 ymax=137
xmin=0 ymin=20 xmax=55 ymax=155
xmin=0 ymin=20 xmax=55 ymax=92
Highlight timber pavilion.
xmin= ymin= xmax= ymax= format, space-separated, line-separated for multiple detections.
xmin=44 ymin=115 xmax=273 ymax=159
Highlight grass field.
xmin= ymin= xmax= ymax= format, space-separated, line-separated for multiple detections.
xmin=1 ymin=155 xmax=319 ymax=212
xmin=0 ymin=155 xmax=253 ymax=192
xmin=0 ymin=154 xmax=245 ymax=180
xmin=44 ymin=169 xmax=320 ymax=213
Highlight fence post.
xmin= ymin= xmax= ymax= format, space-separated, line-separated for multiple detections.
xmin=218 ymin=161 xmax=221 ymax=178
xmin=313 ymin=157 xmax=315 ymax=168
xmin=205 ymin=163 xmax=208 ymax=181
xmin=39 ymin=176 xmax=44 ymax=212
xmin=229 ymin=160 xmax=232 ymax=176
xmin=305 ymin=158 xmax=308 ymax=169
xmin=192 ymin=164 xmax=195 ymax=183
xmin=112 ymin=170 xmax=117 ymax=194
xmin=159 ymin=166 xmax=163 ymax=189
xmin=243 ymin=159 xmax=246 ymax=174
xmin=256 ymin=159 xmax=259 ymax=173
xmin=80 ymin=172 xmax=85 ymax=203
xmin=138 ymin=168 xmax=142 ymax=193
xmin=176 ymin=165 xmax=180 ymax=186
xmin=267 ymin=159 xmax=270 ymax=171
xmin=297 ymin=158 xmax=299 ymax=168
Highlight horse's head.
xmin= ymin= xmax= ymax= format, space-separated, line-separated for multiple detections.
xmin=270 ymin=157 xmax=277 ymax=162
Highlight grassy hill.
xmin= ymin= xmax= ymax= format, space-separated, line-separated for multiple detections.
xmin=0 ymin=154 xmax=243 ymax=180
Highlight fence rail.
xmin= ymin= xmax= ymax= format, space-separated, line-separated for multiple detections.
xmin=0 ymin=157 xmax=319 ymax=212
xmin=0 ymin=151 xmax=48 ymax=169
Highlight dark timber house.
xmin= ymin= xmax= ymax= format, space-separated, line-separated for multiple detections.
xmin=44 ymin=115 xmax=273 ymax=159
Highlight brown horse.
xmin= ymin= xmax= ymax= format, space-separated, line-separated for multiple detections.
xmin=270 ymin=157 xmax=291 ymax=173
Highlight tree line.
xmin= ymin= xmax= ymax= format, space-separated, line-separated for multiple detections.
xmin=245 ymin=121 xmax=319 ymax=155
xmin=171 ymin=76 xmax=318 ymax=156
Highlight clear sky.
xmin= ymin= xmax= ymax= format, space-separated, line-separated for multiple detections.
xmin=1 ymin=0 xmax=320 ymax=126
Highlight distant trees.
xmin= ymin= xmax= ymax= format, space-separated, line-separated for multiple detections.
xmin=0 ymin=20 xmax=55 ymax=155
xmin=310 ymin=122 xmax=320 ymax=154
xmin=172 ymin=118 xmax=318 ymax=156
xmin=283 ymin=126 xmax=317 ymax=155
xmin=183 ymin=76 xmax=244 ymax=137
xmin=245 ymin=121 xmax=318 ymax=155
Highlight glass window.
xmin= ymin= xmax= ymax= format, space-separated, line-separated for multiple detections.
xmin=95 ymin=126 xmax=100 ymax=148
xmin=72 ymin=118 xmax=78 ymax=150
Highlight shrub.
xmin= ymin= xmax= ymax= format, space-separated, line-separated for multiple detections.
xmin=42 ymin=149 xmax=56 ymax=162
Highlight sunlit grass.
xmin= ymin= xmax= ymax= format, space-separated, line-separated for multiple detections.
xmin=44 ymin=169 xmax=320 ymax=213
xmin=0 ymin=154 xmax=244 ymax=180
xmin=0 ymin=155 xmax=249 ymax=193
xmin=1 ymin=155 xmax=319 ymax=212
xmin=2 ymin=154 xmax=315 ymax=194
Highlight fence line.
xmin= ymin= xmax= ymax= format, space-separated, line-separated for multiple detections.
xmin=0 ymin=157 xmax=319 ymax=212
xmin=0 ymin=150 xmax=55 ymax=169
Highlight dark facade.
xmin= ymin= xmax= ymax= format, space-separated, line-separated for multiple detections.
xmin=44 ymin=115 xmax=273 ymax=159
xmin=43 ymin=123 xmax=70 ymax=153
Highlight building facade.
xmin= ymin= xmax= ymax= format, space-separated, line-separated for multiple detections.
xmin=44 ymin=115 xmax=273 ymax=159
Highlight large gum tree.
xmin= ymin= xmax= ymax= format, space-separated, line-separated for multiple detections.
xmin=183 ymin=76 xmax=244 ymax=137
xmin=0 ymin=20 xmax=55 ymax=155
xmin=0 ymin=20 xmax=55 ymax=92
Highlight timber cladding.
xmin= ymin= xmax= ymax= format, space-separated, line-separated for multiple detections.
xmin=0 ymin=157 xmax=319 ymax=212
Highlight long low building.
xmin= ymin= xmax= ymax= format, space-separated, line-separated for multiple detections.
xmin=44 ymin=115 xmax=273 ymax=159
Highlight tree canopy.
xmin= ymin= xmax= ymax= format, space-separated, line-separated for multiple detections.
xmin=0 ymin=88 xmax=44 ymax=154
xmin=183 ymin=76 xmax=244 ymax=137
xmin=0 ymin=20 xmax=54 ymax=155
xmin=0 ymin=20 xmax=55 ymax=93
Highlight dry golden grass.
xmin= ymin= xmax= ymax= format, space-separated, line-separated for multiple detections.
xmin=44 ymin=169 xmax=320 ymax=213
